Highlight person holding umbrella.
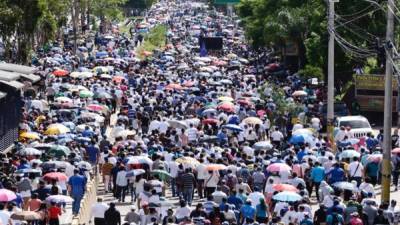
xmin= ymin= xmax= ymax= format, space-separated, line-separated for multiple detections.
xmin=47 ymin=201 xmax=62 ymax=225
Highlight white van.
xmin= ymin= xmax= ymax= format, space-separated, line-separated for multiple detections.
xmin=334 ymin=115 xmax=373 ymax=138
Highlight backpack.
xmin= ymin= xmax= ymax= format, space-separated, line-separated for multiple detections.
xmin=331 ymin=214 xmax=343 ymax=225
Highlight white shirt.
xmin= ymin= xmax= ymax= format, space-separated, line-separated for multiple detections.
xmin=187 ymin=127 xmax=198 ymax=141
xmin=359 ymin=182 xmax=375 ymax=196
xmin=0 ymin=210 xmax=10 ymax=225
xmin=168 ymin=161 xmax=179 ymax=178
xmin=116 ymin=170 xmax=128 ymax=186
xmin=175 ymin=206 xmax=191 ymax=220
xmin=91 ymin=202 xmax=109 ymax=218
xmin=248 ymin=191 xmax=264 ymax=208
xmin=348 ymin=161 xmax=363 ymax=177
xmin=196 ymin=164 xmax=207 ymax=180
xmin=205 ymin=172 xmax=220 ymax=188
xmin=270 ymin=131 xmax=284 ymax=141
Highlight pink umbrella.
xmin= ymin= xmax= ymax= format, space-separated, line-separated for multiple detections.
xmin=0 ymin=189 xmax=17 ymax=202
xmin=367 ymin=154 xmax=382 ymax=162
xmin=267 ymin=163 xmax=292 ymax=173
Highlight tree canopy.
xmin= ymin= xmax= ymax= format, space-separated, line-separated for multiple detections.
xmin=236 ymin=0 xmax=389 ymax=86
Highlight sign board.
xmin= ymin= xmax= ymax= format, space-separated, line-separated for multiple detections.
xmin=354 ymin=74 xmax=398 ymax=90
xmin=354 ymin=74 xmax=398 ymax=112
xmin=214 ymin=0 xmax=240 ymax=4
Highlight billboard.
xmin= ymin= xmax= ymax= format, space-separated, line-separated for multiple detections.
xmin=354 ymin=74 xmax=397 ymax=90
xmin=354 ymin=74 xmax=398 ymax=112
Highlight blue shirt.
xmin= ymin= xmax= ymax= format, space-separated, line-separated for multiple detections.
xmin=68 ymin=175 xmax=87 ymax=197
xmin=227 ymin=195 xmax=243 ymax=210
xmin=82 ymin=129 xmax=94 ymax=138
xmin=86 ymin=145 xmax=99 ymax=163
xmin=297 ymin=150 xmax=307 ymax=162
xmin=256 ymin=204 xmax=268 ymax=218
xmin=311 ymin=166 xmax=325 ymax=182
xmin=327 ymin=167 xmax=345 ymax=183
xmin=240 ymin=204 xmax=256 ymax=219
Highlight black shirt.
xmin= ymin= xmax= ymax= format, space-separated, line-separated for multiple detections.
xmin=104 ymin=208 xmax=121 ymax=225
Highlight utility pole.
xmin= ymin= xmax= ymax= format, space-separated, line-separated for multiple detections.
xmin=327 ymin=0 xmax=338 ymax=151
xmin=381 ymin=0 xmax=395 ymax=204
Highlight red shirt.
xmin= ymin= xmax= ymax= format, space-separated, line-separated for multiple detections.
xmin=48 ymin=206 xmax=62 ymax=219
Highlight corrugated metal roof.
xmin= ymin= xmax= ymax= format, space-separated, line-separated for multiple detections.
xmin=0 ymin=63 xmax=37 ymax=75
xmin=0 ymin=70 xmax=20 ymax=82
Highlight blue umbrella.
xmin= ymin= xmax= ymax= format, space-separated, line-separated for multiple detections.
xmin=96 ymin=51 xmax=108 ymax=58
xmin=223 ymin=124 xmax=243 ymax=132
xmin=272 ymin=191 xmax=302 ymax=202
xmin=202 ymin=108 xmax=217 ymax=116
xmin=62 ymin=122 xmax=76 ymax=131
xmin=289 ymin=135 xmax=305 ymax=144
xmin=253 ymin=141 xmax=273 ymax=150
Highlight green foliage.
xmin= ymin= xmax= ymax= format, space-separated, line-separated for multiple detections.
xmin=237 ymin=0 xmax=388 ymax=86
xmin=91 ymin=0 xmax=128 ymax=22
xmin=125 ymin=0 xmax=156 ymax=9
xmin=298 ymin=65 xmax=323 ymax=81
xmin=136 ymin=25 xmax=167 ymax=59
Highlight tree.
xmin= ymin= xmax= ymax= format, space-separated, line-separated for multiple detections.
xmin=90 ymin=0 xmax=128 ymax=33
xmin=237 ymin=0 xmax=389 ymax=90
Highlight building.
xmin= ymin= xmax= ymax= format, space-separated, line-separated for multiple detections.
xmin=0 ymin=63 xmax=40 ymax=151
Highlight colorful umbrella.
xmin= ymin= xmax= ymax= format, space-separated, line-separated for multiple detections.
xmin=339 ymin=150 xmax=360 ymax=159
xmin=48 ymin=145 xmax=71 ymax=157
xmin=266 ymin=163 xmax=292 ymax=173
xmin=79 ymin=90 xmax=94 ymax=98
xmin=292 ymin=128 xmax=313 ymax=136
xmin=43 ymin=172 xmax=68 ymax=181
xmin=176 ymin=157 xmax=200 ymax=167
xmin=46 ymin=195 xmax=73 ymax=203
xmin=292 ymin=90 xmax=307 ymax=97
xmin=53 ymin=69 xmax=69 ymax=77
xmin=272 ymin=191 xmax=302 ymax=202
xmin=253 ymin=141 xmax=273 ymax=150
xmin=165 ymin=83 xmax=184 ymax=91
xmin=202 ymin=108 xmax=218 ymax=116
xmin=332 ymin=181 xmax=356 ymax=191
xmin=19 ymin=132 xmax=40 ymax=140
xmin=273 ymin=184 xmax=298 ymax=192
xmin=44 ymin=124 xmax=70 ymax=135
xmin=0 ymin=189 xmax=17 ymax=202
xmin=11 ymin=211 xmax=42 ymax=221
xmin=87 ymin=104 xmax=108 ymax=112
xmin=206 ymin=164 xmax=227 ymax=171
xmin=126 ymin=169 xmax=146 ymax=178
xmin=112 ymin=76 xmax=125 ymax=84
xmin=217 ymin=102 xmax=235 ymax=112
xmin=392 ymin=148 xmax=400 ymax=154
xmin=18 ymin=148 xmax=42 ymax=156
xmin=218 ymin=96 xmax=234 ymax=102
xmin=243 ymin=117 xmax=262 ymax=125
xmin=126 ymin=156 xmax=153 ymax=166
xmin=167 ymin=120 xmax=189 ymax=129
xmin=151 ymin=170 xmax=172 ymax=181
xmin=367 ymin=154 xmax=382 ymax=162
xmin=202 ymin=118 xmax=219 ymax=125
xmin=222 ymin=124 xmax=243 ymax=132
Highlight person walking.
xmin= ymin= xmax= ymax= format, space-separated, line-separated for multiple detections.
xmin=104 ymin=203 xmax=121 ymax=225
xmin=181 ymin=168 xmax=197 ymax=206
xmin=91 ymin=197 xmax=109 ymax=225
xmin=47 ymin=201 xmax=62 ymax=225
xmin=115 ymin=166 xmax=128 ymax=202
xmin=68 ymin=169 xmax=87 ymax=215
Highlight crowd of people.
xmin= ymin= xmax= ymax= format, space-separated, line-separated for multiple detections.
xmin=1 ymin=0 xmax=400 ymax=225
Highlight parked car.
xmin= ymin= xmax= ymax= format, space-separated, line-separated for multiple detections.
xmin=334 ymin=115 xmax=373 ymax=138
